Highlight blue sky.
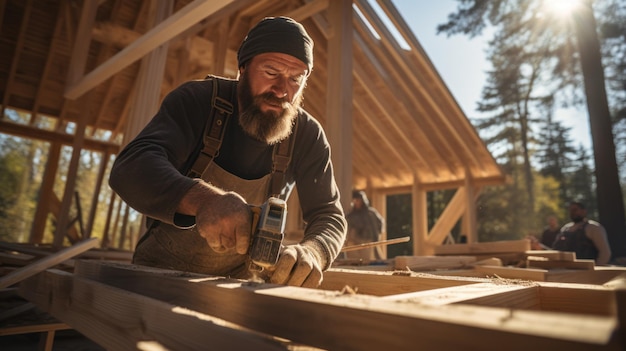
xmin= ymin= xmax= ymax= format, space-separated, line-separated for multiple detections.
xmin=389 ymin=0 xmax=593 ymax=151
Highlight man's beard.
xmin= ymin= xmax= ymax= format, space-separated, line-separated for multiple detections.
xmin=237 ymin=73 xmax=303 ymax=145
xmin=571 ymin=215 xmax=584 ymax=223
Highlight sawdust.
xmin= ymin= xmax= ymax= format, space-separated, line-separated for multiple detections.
xmin=488 ymin=274 xmax=539 ymax=287
xmin=338 ymin=285 xmax=358 ymax=295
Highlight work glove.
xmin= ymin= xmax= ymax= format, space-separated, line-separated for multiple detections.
xmin=270 ymin=242 xmax=326 ymax=288
xmin=195 ymin=191 xmax=252 ymax=255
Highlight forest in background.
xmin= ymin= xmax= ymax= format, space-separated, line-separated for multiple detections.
xmin=387 ymin=0 xmax=626 ymax=257
xmin=0 ymin=0 xmax=625 ymax=257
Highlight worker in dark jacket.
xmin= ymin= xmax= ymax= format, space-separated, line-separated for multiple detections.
xmin=345 ymin=190 xmax=384 ymax=260
xmin=553 ymin=201 xmax=611 ymax=265
xmin=109 ymin=17 xmax=346 ymax=288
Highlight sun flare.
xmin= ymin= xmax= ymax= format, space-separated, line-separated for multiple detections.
xmin=541 ymin=0 xmax=583 ymax=18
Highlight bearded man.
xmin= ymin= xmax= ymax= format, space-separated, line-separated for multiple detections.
xmin=552 ymin=201 xmax=612 ymax=265
xmin=109 ymin=17 xmax=346 ymax=288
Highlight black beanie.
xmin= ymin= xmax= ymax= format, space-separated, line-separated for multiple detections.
xmin=237 ymin=16 xmax=314 ymax=75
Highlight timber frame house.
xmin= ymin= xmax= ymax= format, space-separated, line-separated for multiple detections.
xmin=3 ymin=3 xmax=626 ymax=349
xmin=0 ymin=0 xmax=506 ymax=255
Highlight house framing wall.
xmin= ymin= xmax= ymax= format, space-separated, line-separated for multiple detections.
xmin=16 ymin=260 xmax=626 ymax=351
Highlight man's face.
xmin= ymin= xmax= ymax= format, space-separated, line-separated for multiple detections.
xmin=569 ymin=204 xmax=586 ymax=223
xmin=237 ymin=52 xmax=308 ymax=144
xmin=352 ymin=198 xmax=364 ymax=209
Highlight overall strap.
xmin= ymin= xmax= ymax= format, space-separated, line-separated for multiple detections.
xmin=269 ymin=118 xmax=298 ymax=198
xmin=187 ymin=75 xmax=236 ymax=178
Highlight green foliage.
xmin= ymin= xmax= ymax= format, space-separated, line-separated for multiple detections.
xmin=0 ymin=111 xmax=142 ymax=246
xmin=431 ymin=0 xmax=626 ymax=242
xmin=0 ymin=149 xmax=22 ymax=241
xmin=386 ymin=193 xmax=413 ymax=257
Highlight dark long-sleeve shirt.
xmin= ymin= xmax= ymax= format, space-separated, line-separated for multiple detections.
xmin=109 ymin=79 xmax=346 ymax=269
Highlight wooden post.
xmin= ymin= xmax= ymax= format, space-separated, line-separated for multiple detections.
xmin=122 ymin=0 xmax=173 ymax=146
xmin=325 ymin=0 xmax=353 ymax=212
xmin=29 ymin=142 xmax=61 ymax=243
xmin=53 ymin=96 xmax=90 ymax=248
xmin=463 ymin=171 xmax=477 ymax=243
xmin=412 ymin=177 xmax=427 ymax=256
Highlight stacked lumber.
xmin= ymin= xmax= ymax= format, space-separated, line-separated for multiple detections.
xmin=430 ymin=240 xmax=626 ymax=284
xmin=17 ymin=261 xmax=626 ymax=350
xmin=434 ymin=239 xmax=532 ymax=264
xmin=0 ymin=239 xmax=131 ymax=350
xmin=2 ymin=238 xmax=626 ymax=350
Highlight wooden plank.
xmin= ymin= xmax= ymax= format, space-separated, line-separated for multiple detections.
xmin=323 ymin=268 xmax=484 ymax=296
xmin=327 ymin=268 xmax=616 ymax=316
xmin=381 ymin=283 xmax=539 ymax=310
xmin=0 ymin=302 xmax=35 ymax=322
xmin=605 ymin=274 xmax=626 ymax=346
xmin=18 ymin=269 xmax=288 ymax=351
xmin=283 ymin=0 xmax=328 ymax=21
xmin=412 ymin=182 xmax=428 ymax=256
xmin=65 ymin=0 xmax=98 ymax=86
xmin=0 ymin=238 xmax=98 ymax=289
xmin=62 ymin=261 xmax=621 ymax=350
xmin=525 ymin=250 xmax=577 ymax=261
xmin=435 ymin=240 xmax=531 ymax=256
xmin=0 ymin=251 xmax=35 ymax=266
xmin=527 ymin=257 xmax=595 ymax=270
xmin=425 ymin=188 xmax=468 ymax=253
xmin=538 ymin=282 xmax=616 ymax=316
xmin=394 ymin=255 xmax=477 ymax=271
xmin=121 ymin=0 xmax=172 ymax=146
xmin=64 ymin=0 xmax=236 ymax=99
xmin=546 ymin=269 xmax=626 ymax=285
xmin=0 ymin=322 xmax=71 ymax=336
xmin=325 ymin=0 xmax=353 ymax=210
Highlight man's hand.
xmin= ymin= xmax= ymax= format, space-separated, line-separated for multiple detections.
xmin=270 ymin=244 xmax=323 ymax=288
xmin=195 ymin=191 xmax=252 ymax=254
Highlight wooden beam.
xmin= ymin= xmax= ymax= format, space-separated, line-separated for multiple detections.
xmin=354 ymin=0 xmax=462 ymax=178
xmin=362 ymin=0 xmax=483 ymax=172
xmin=19 ymin=269 xmax=288 ymax=351
xmin=29 ymin=142 xmax=61 ymax=243
xmin=434 ymin=239 xmax=531 ymax=256
xmin=395 ymin=255 xmax=476 ymax=271
xmin=325 ymin=0 xmax=353 ymax=212
xmin=31 ymin=1 xmax=66 ymax=124
xmin=1 ymin=0 xmax=32 ymax=120
xmin=212 ymin=17 xmax=230 ymax=75
xmin=64 ymin=261 xmax=621 ymax=350
xmin=65 ymin=0 xmax=99 ymax=86
xmin=284 ymin=0 xmax=328 ymax=21
xmin=121 ymin=0 xmax=173 ymax=146
xmin=0 ymin=322 xmax=71 ymax=336
xmin=425 ymin=187 xmax=467 ymax=253
xmin=463 ymin=174 xmax=478 ymax=243
xmin=64 ymin=0 xmax=236 ymax=100
xmin=0 ymin=238 xmax=97 ymax=289
xmin=53 ymin=95 xmax=91 ymax=248
xmin=322 ymin=268 xmax=483 ymax=296
xmin=412 ymin=179 xmax=428 ymax=255
xmin=0 ymin=119 xmax=120 ymax=154
xmin=381 ymin=282 xmax=539 ymax=309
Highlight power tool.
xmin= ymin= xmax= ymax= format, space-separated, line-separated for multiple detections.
xmin=248 ymin=197 xmax=287 ymax=274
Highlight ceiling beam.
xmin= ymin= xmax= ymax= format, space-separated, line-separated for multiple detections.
xmin=0 ymin=120 xmax=120 ymax=154
xmin=64 ymin=0 xmax=236 ymax=100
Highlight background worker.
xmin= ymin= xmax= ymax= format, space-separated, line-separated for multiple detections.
xmin=345 ymin=190 xmax=384 ymax=260
xmin=552 ymin=201 xmax=612 ymax=265
xmin=109 ymin=17 xmax=347 ymax=288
